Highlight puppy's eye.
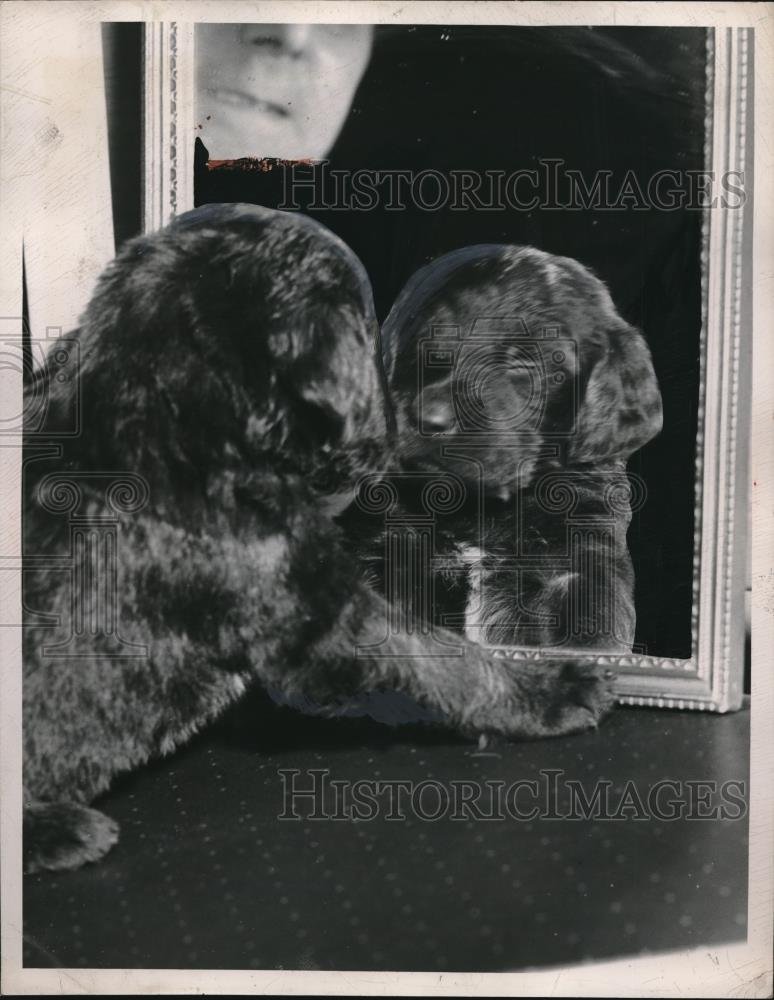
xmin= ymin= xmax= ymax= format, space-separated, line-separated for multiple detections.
xmin=503 ymin=348 xmax=536 ymax=370
xmin=506 ymin=359 xmax=536 ymax=381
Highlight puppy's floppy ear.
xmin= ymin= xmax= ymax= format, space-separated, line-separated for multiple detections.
xmin=569 ymin=323 xmax=662 ymax=464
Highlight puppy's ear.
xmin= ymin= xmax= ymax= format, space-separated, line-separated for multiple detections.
xmin=290 ymin=311 xmax=386 ymax=445
xmin=569 ymin=323 xmax=662 ymax=464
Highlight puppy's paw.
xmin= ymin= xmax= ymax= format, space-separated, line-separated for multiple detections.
xmin=543 ymin=661 xmax=617 ymax=736
xmin=24 ymin=801 xmax=119 ymax=874
xmin=466 ymin=657 xmax=616 ymax=741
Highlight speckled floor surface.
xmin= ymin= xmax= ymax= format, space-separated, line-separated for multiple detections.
xmin=23 ymin=697 xmax=749 ymax=972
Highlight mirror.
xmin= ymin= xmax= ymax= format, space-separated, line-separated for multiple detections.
xmin=139 ymin=22 xmax=751 ymax=711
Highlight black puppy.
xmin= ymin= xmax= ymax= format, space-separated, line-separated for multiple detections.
xmin=23 ymin=207 xmax=614 ymax=873
xmin=379 ymin=244 xmax=663 ymax=652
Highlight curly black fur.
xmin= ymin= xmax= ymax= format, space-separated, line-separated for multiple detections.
xmin=23 ymin=206 xmax=616 ymax=873
xmin=376 ymin=244 xmax=663 ymax=652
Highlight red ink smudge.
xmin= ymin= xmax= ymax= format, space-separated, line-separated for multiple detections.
xmin=206 ymin=156 xmax=317 ymax=173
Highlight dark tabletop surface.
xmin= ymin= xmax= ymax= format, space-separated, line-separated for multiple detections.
xmin=23 ymin=696 xmax=749 ymax=972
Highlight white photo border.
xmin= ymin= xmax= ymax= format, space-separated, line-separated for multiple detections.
xmin=1 ymin=3 xmax=770 ymax=997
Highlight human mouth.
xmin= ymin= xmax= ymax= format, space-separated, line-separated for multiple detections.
xmin=205 ymin=87 xmax=290 ymax=118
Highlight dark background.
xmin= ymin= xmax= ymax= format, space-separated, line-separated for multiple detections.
xmin=24 ymin=700 xmax=749 ymax=970
xmin=103 ymin=24 xmax=708 ymax=660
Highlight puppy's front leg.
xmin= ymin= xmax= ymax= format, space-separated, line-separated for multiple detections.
xmin=278 ymin=584 xmax=616 ymax=741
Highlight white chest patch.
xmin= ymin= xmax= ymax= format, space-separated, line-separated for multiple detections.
xmin=460 ymin=545 xmax=484 ymax=642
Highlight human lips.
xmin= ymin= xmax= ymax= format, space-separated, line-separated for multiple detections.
xmin=205 ymin=87 xmax=290 ymax=118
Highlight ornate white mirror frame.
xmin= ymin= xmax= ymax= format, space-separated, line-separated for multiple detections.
xmin=142 ymin=23 xmax=752 ymax=712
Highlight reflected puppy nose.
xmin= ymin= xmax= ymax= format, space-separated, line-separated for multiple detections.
xmin=416 ymin=398 xmax=455 ymax=432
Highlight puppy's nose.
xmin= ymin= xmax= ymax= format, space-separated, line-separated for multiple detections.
xmin=416 ymin=400 xmax=455 ymax=433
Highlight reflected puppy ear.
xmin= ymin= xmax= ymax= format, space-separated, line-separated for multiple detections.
xmin=569 ymin=323 xmax=663 ymax=464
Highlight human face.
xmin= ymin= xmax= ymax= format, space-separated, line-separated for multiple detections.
xmin=195 ymin=23 xmax=373 ymax=160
